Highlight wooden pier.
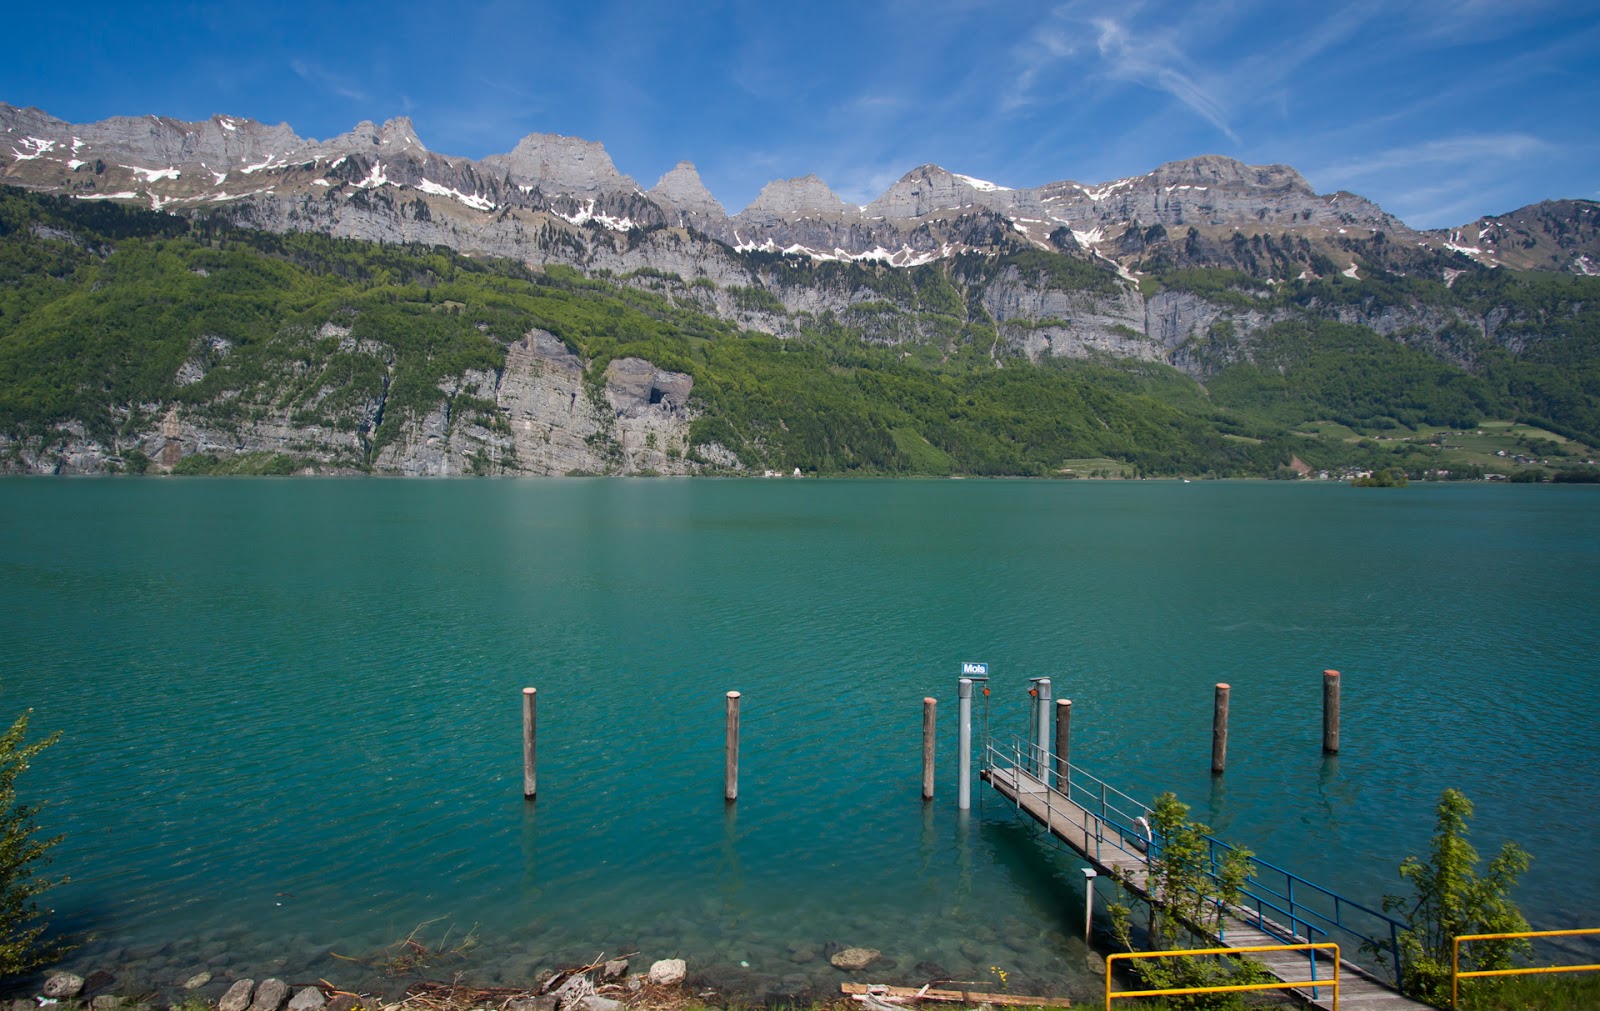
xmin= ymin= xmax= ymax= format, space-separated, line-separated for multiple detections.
xmin=983 ymin=763 xmax=1431 ymax=1009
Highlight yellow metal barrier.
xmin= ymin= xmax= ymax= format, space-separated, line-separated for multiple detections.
xmin=1106 ymin=942 xmax=1340 ymax=1010
xmin=1452 ymin=927 xmax=1600 ymax=1008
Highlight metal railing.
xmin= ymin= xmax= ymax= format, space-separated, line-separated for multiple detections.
xmin=983 ymin=735 xmax=1407 ymax=984
xmin=1106 ymin=942 xmax=1341 ymax=1010
xmin=1452 ymin=927 xmax=1600 ymax=1008
xmin=1205 ymin=835 xmax=1406 ymax=982
xmin=983 ymin=738 xmax=1154 ymax=870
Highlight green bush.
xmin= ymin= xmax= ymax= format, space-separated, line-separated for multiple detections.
xmin=0 ymin=703 xmax=69 ymax=978
xmin=1371 ymin=789 xmax=1532 ymax=1005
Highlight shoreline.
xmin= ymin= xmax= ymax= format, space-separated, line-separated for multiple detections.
xmin=10 ymin=953 xmax=987 ymax=1011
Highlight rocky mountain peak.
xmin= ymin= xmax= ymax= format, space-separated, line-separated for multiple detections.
xmin=864 ymin=164 xmax=1006 ymax=220
xmin=740 ymin=174 xmax=857 ymax=219
xmin=1147 ymin=155 xmax=1310 ymax=193
xmin=481 ymin=132 xmax=634 ymax=197
xmin=377 ymin=117 xmax=427 ymax=153
xmin=648 ymin=161 xmax=725 ymax=219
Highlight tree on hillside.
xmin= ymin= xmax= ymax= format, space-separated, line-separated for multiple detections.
xmin=0 ymin=701 xmax=69 ymax=978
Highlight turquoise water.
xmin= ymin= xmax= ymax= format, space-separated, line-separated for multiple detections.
xmin=1 ymin=479 xmax=1597 ymax=1002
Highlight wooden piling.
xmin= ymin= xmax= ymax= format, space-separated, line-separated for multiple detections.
xmin=922 ymin=697 xmax=937 ymax=801
xmin=1055 ymin=698 xmax=1072 ymax=783
xmin=1211 ymin=683 xmax=1230 ymax=775
xmin=521 ymin=687 xmax=537 ymax=799
xmin=1323 ymin=669 xmax=1341 ymax=754
xmin=725 ymin=691 xmax=741 ymax=802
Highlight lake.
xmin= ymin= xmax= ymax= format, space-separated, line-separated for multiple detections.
xmin=1 ymin=478 xmax=1596 ymax=1002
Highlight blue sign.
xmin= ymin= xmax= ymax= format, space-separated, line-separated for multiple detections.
xmin=961 ymin=662 xmax=988 ymax=676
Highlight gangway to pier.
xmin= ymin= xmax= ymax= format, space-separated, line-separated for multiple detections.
xmin=980 ymin=738 xmax=1431 ymax=1010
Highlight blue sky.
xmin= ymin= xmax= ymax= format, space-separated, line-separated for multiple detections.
xmin=4 ymin=1 xmax=1597 ymax=228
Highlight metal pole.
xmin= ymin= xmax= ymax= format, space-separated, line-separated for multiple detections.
xmin=1212 ymin=682 xmax=1230 ymax=775
xmin=921 ymin=697 xmax=937 ymax=801
xmin=1323 ymin=669 xmax=1341 ymax=754
xmin=725 ymin=691 xmax=741 ymax=802
xmin=1027 ymin=685 xmax=1038 ymax=772
xmin=958 ymin=678 xmax=973 ymax=811
xmin=1035 ymin=678 xmax=1052 ymax=781
xmin=1082 ymin=867 xmax=1098 ymax=944
xmin=521 ymin=687 xmax=537 ymax=799
xmin=1055 ymin=698 xmax=1072 ymax=787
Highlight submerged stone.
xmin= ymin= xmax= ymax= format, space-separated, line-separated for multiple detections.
xmin=829 ymin=948 xmax=880 ymax=971
xmin=42 ymin=974 xmax=85 ymax=999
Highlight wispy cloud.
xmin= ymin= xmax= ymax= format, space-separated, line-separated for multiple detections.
xmin=1089 ymin=17 xmax=1238 ymax=142
xmin=290 ymin=59 xmax=367 ymax=102
xmin=1307 ymin=133 xmax=1562 ymax=227
xmin=1002 ymin=6 xmax=1239 ymax=142
xmin=1313 ymin=133 xmax=1554 ymax=185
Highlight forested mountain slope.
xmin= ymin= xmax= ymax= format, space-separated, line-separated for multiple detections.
xmin=2 ymin=186 xmax=1597 ymax=478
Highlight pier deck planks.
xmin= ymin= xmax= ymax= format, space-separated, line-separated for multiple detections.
xmin=982 ymin=764 xmax=1430 ymax=1008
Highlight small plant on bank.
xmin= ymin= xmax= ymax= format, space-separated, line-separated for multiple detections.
xmin=986 ymin=965 xmax=1009 ymax=993
xmin=0 ymin=699 xmax=71 ymax=979
xmin=1367 ymin=788 xmax=1532 ymax=1006
xmin=1106 ymin=793 xmax=1269 ymax=1010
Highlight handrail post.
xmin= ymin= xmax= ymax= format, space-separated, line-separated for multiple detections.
xmin=1393 ymin=922 xmax=1403 ymax=989
xmin=957 ymin=678 xmax=973 ymax=811
xmin=1452 ymin=935 xmax=1460 ymax=1009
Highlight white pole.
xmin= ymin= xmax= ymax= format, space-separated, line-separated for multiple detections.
xmin=1036 ymin=678 xmax=1052 ymax=782
xmin=1082 ymin=867 xmax=1098 ymax=944
xmin=958 ymin=678 xmax=973 ymax=810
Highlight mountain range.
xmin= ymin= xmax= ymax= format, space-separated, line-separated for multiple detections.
xmin=2 ymin=102 xmax=1598 ymax=478
xmin=6 ymin=104 xmax=1598 ymax=278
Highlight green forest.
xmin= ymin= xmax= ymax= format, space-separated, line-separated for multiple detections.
xmin=1 ymin=184 xmax=1597 ymax=478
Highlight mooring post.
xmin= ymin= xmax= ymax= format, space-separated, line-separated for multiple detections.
xmin=724 ymin=690 xmax=741 ymax=802
xmin=957 ymin=678 xmax=973 ymax=811
xmin=521 ymin=687 xmax=537 ymax=799
xmin=1055 ymin=698 xmax=1072 ymax=786
xmin=1323 ymin=669 xmax=1341 ymax=754
xmin=1035 ymin=678 xmax=1052 ymax=782
xmin=921 ymin=697 xmax=937 ymax=801
xmin=1211 ymin=682 xmax=1230 ymax=775
xmin=1082 ymin=867 xmax=1098 ymax=944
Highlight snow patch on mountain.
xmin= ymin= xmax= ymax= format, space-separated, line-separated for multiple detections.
xmin=1076 ymin=179 xmax=1136 ymax=202
xmin=418 ymin=178 xmax=495 ymax=211
xmin=242 ymin=153 xmax=290 ymax=175
xmin=10 ymin=137 xmax=56 ymax=161
xmin=953 ymin=173 xmax=1011 ymax=192
xmin=353 ymin=161 xmax=394 ymax=189
xmin=553 ymin=199 xmax=635 ymax=231
xmin=126 ymin=165 xmax=181 ymax=182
